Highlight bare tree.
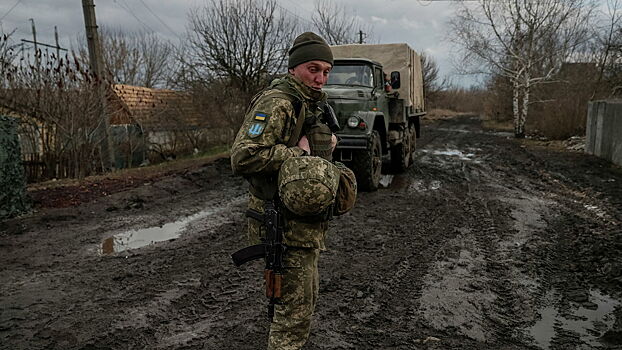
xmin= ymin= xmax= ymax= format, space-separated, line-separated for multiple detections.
xmin=592 ymin=0 xmax=622 ymax=96
xmin=0 ymin=30 xmax=19 ymax=79
xmin=450 ymin=0 xmax=594 ymax=137
xmin=181 ymin=0 xmax=297 ymax=134
xmin=185 ymin=0 xmax=297 ymax=94
xmin=1 ymin=32 xmax=118 ymax=180
xmin=76 ymin=28 xmax=174 ymax=88
xmin=421 ymin=53 xmax=442 ymax=107
xmin=312 ymin=0 xmax=373 ymax=45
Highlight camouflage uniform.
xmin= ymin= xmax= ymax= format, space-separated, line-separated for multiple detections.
xmin=231 ymin=74 xmax=331 ymax=350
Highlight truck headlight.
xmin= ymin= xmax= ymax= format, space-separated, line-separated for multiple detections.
xmin=347 ymin=116 xmax=360 ymax=128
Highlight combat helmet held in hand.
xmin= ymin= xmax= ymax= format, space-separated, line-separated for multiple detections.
xmin=278 ymin=156 xmax=340 ymax=217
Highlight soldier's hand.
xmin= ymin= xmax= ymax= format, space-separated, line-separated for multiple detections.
xmin=297 ymin=135 xmax=311 ymax=154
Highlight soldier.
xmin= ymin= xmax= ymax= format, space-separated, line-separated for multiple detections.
xmin=230 ymin=32 xmax=337 ymax=350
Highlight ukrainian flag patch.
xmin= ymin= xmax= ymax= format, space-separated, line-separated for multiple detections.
xmin=254 ymin=112 xmax=268 ymax=121
xmin=248 ymin=122 xmax=265 ymax=138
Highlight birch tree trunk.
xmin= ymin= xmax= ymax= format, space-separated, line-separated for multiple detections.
xmin=513 ymin=79 xmax=521 ymax=137
xmin=519 ymin=72 xmax=531 ymax=139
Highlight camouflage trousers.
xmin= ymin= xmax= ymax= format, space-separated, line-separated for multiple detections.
xmin=268 ymin=247 xmax=320 ymax=350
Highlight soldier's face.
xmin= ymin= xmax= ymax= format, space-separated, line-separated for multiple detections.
xmin=289 ymin=60 xmax=332 ymax=90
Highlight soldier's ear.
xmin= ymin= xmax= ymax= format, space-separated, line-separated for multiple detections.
xmin=288 ymin=68 xmax=295 ymax=75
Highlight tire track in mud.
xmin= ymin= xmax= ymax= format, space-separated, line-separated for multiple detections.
xmin=311 ymin=120 xmax=538 ymax=349
xmin=411 ymin=120 xmax=555 ymax=349
xmin=413 ymin=117 xmax=622 ymax=350
xmin=309 ymin=163 xmax=467 ymax=349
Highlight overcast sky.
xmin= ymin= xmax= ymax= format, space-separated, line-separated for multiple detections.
xmin=0 ymin=0 xmax=475 ymax=86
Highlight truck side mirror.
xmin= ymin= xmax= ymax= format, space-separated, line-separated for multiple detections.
xmin=390 ymin=71 xmax=401 ymax=89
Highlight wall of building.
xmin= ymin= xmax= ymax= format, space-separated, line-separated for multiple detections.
xmin=110 ymin=124 xmax=147 ymax=169
xmin=586 ymin=100 xmax=622 ymax=166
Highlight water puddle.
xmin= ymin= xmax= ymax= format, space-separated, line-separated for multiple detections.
xmin=421 ymin=149 xmax=479 ymax=162
xmin=489 ymin=131 xmax=514 ymax=138
xmin=100 ymin=196 xmax=245 ymax=254
xmin=435 ymin=127 xmax=473 ymax=134
xmin=379 ymin=174 xmax=394 ymax=188
xmin=584 ymin=204 xmax=607 ymax=218
xmin=529 ymin=289 xmax=620 ymax=348
xmin=434 ymin=127 xmax=513 ymax=138
xmin=408 ymin=179 xmax=441 ymax=193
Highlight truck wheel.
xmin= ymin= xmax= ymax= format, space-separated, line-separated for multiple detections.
xmin=353 ymin=130 xmax=382 ymax=191
xmin=391 ymin=126 xmax=414 ymax=172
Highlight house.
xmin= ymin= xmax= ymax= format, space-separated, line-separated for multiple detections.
xmin=109 ymin=84 xmax=207 ymax=131
xmin=108 ymin=84 xmax=228 ymax=164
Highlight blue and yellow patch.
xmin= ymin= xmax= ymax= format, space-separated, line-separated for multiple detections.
xmin=248 ymin=122 xmax=266 ymax=138
xmin=254 ymin=112 xmax=268 ymax=121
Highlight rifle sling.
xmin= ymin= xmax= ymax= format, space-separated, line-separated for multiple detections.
xmin=286 ymin=99 xmax=306 ymax=148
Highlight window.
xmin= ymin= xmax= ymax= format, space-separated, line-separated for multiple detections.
xmin=327 ymin=64 xmax=374 ymax=87
xmin=374 ymin=67 xmax=383 ymax=89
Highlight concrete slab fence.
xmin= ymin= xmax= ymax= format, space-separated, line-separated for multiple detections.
xmin=586 ymin=100 xmax=622 ymax=166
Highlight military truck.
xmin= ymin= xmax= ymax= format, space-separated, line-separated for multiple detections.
xmin=325 ymin=43 xmax=426 ymax=191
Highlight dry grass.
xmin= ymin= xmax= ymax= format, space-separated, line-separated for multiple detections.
xmin=481 ymin=118 xmax=514 ymax=132
xmin=425 ymin=109 xmax=472 ymax=120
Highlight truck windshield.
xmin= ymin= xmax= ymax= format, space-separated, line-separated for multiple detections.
xmin=327 ymin=64 xmax=374 ymax=87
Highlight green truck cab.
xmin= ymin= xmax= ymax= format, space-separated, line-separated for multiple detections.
xmin=325 ymin=44 xmax=426 ymax=190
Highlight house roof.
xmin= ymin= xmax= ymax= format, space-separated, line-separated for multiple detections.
xmin=109 ymin=84 xmax=206 ymax=131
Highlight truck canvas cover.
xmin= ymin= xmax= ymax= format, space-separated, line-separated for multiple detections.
xmin=330 ymin=43 xmax=425 ymax=112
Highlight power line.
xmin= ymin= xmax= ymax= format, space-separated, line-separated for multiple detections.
xmin=275 ymin=3 xmax=314 ymax=28
xmin=114 ymin=0 xmax=157 ymax=33
xmin=0 ymin=0 xmax=23 ymax=22
xmin=417 ymin=0 xmax=477 ymax=3
xmin=280 ymin=0 xmax=312 ymax=17
xmin=21 ymin=39 xmax=67 ymax=51
xmin=138 ymin=0 xmax=180 ymax=39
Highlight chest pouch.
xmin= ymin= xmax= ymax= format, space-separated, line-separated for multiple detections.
xmin=306 ymin=122 xmax=334 ymax=161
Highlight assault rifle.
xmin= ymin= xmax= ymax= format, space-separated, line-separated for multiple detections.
xmin=320 ymin=101 xmax=340 ymax=133
xmin=231 ymin=199 xmax=285 ymax=321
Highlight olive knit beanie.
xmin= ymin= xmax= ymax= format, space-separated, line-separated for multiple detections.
xmin=288 ymin=32 xmax=333 ymax=69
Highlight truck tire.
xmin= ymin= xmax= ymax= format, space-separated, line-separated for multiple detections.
xmin=352 ymin=130 xmax=382 ymax=191
xmin=391 ymin=125 xmax=415 ymax=172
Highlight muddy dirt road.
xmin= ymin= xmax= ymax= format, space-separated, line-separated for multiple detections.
xmin=2 ymin=115 xmax=621 ymax=349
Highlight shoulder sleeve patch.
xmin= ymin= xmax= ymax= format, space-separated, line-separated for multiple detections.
xmin=254 ymin=112 xmax=269 ymax=121
xmin=247 ymin=122 xmax=266 ymax=138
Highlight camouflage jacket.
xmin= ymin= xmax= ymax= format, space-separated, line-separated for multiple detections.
xmin=231 ymin=75 xmax=330 ymax=249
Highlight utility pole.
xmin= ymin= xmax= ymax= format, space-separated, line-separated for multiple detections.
xmin=54 ymin=26 xmax=60 ymax=59
xmin=29 ymin=18 xmax=39 ymax=66
xmin=82 ymin=0 xmax=116 ymax=171
xmin=358 ymin=30 xmax=365 ymax=44
xmin=82 ymin=0 xmax=104 ymax=79
xmin=30 ymin=18 xmax=37 ymax=51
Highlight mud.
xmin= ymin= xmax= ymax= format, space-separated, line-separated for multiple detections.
xmin=1 ymin=115 xmax=621 ymax=349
